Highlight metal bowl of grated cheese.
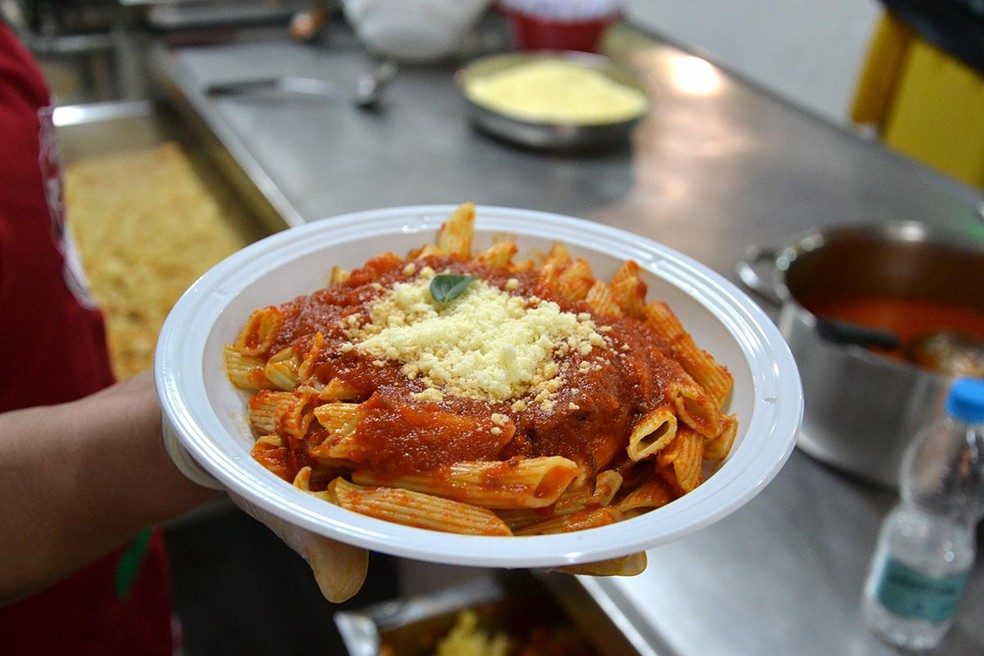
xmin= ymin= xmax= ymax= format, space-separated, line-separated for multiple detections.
xmin=456 ymin=51 xmax=650 ymax=151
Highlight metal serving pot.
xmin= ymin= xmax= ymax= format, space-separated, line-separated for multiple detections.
xmin=737 ymin=221 xmax=984 ymax=489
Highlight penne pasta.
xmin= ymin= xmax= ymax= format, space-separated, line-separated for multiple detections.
xmin=541 ymin=242 xmax=572 ymax=270
xmin=249 ymin=435 xmax=291 ymax=481
xmin=705 ymin=412 xmax=738 ymax=462
xmin=626 ymin=404 xmax=677 ymax=461
xmin=584 ymin=280 xmax=624 ymax=318
xmin=609 ymin=277 xmax=646 ymax=319
xmin=509 ymin=257 xmax=537 ymax=273
xmin=436 ymin=201 xmax=475 ymax=257
xmin=233 ymin=306 xmax=284 ymax=357
xmin=615 ymin=473 xmax=678 ymax=516
xmin=475 ymin=240 xmax=517 ymax=268
xmin=249 ymin=390 xmax=314 ymax=439
xmin=264 ymin=348 xmax=300 ymax=391
xmin=352 ymin=456 xmax=580 ymax=509
xmin=296 ymin=331 xmax=326 ymax=384
xmin=608 ymin=261 xmax=647 ymax=318
xmin=644 ymin=301 xmax=734 ymax=407
xmin=226 ymin=202 xmax=740 ymax=580
xmin=513 ymin=506 xmax=624 ymax=536
xmin=553 ymin=551 xmax=648 ymax=576
xmin=295 ymin=378 xmax=363 ymax=403
xmin=657 ymin=425 xmax=704 ymax=493
xmin=554 ymin=257 xmax=595 ymax=302
xmin=329 ymin=265 xmax=350 ymax=285
xmin=307 ymin=445 xmax=357 ymax=470
xmin=496 ymin=469 xmax=622 ymax=530
xmin=536 ymin=242 xmax=572 ymax=288
xmin=312 ymin=402 xmax=363 ymax=443
xmin=323 ymin=379 xmax=363 ymax=401
xmin=610 ymin=259 xmax=641 ymax=285
xmin=293 ymin=465 xmax=315 ymax=491
xmin=667 ymin=377 xmax=722 ymax=438
xmin=327 ymin=477 xmax=513 ymax=536
xmin=276 ymin=392 xmax=317 ymax=440
xmin=224 ymin=344 xmax=270 ymax=390
xmin=248 ymin=390 xmax=295 ymax=434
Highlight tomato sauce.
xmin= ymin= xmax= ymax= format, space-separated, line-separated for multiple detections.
xmin=260 ymin=254 xmax=682 ymax=483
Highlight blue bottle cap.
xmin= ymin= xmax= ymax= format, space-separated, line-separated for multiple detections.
xmin=946 ymin=378 xmax=984 ymax=424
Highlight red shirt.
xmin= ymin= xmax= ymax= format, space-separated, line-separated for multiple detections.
xmin=0 ymin=22 xmax=174 ymax=655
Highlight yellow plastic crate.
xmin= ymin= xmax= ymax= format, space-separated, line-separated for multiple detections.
xmin=851 ymin=12 xmax=984 ymax=190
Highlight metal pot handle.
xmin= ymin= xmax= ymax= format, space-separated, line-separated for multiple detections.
xmin=735 ymin=246 xmax=784 ymax=306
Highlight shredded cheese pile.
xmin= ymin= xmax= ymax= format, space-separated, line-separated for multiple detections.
xmin=349 ymin=267 xmax=606 ymax=403
xmin=464 ymin=58 xmax=648 ymax=125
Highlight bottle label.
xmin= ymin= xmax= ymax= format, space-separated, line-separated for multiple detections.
xmin=874 ymin=557 xmax=969 ymax=624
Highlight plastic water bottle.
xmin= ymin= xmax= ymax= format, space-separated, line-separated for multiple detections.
xmin=861 ymin=377 xmax=984 ymax=650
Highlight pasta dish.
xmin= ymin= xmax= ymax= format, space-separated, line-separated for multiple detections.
xmin=224 ymin=203 xmax=736 ymax=573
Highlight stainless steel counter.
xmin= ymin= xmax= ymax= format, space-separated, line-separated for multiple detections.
xmin=149 ymin=18 xmax=984 ymax=656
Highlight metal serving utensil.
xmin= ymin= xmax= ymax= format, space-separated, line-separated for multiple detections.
xmin=352 ymin=60 xmax=398 ymax=109
xmin=906 ymin=331 xmax=984 ymax=377
xmin=815 ymin=318 xmax=984 ymax=378
xmin=205 ymin=60 xmax=397 ymax=109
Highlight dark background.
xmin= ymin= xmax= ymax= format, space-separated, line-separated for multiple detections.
xmin=164 ymin=503 xmax=401 ymax=656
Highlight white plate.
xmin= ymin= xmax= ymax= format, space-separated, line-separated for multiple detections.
xmin=155 ymin=205 xmax=802 ymax=568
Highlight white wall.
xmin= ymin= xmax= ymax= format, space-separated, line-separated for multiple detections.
xmin=624 ymin=0 xmax=882 ymax=125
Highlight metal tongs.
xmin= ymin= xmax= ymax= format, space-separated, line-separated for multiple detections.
xmin=204 ymin=61 xmax=397 ymax=109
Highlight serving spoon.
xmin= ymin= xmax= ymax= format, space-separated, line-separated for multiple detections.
xmin=815 ymin=318 xmax=984 ymax=377
xmin=905 ymin=331 xmax=984 ymax=378
xmin=205 ymin=61 xmax=397 ymax=109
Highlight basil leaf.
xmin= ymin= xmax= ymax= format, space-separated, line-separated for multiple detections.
xmin=430 ymin=274 xmax=478 ymax=305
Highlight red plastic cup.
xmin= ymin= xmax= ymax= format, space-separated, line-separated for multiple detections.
xmin=499 ymin=5 xmax=622 ymax=53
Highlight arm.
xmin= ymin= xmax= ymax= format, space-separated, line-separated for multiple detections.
xmin=0 ymin=370 xmax=218 ymax=606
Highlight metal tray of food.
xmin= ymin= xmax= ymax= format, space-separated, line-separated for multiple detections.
xmin=335 ymin=570 xmax=640 ymax=656
xmin=55 ymin=100 xmax=274 ymax=377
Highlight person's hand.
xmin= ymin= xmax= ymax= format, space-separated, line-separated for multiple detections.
xmin=228 ymin=493 xmax=369 ymax=602
xmin=162 ymin=424 xmax=369 ymax=602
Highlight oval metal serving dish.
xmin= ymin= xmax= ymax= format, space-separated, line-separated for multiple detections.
xmin=456 ymin=51 xmax=650 ymax=151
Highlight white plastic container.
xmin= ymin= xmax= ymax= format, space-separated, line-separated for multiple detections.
xmin=342 ymin=0 xmax=492 ymax=62
xmin=154 ymin=204 xmax=803 ymax=569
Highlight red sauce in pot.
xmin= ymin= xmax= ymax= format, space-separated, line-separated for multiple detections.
xmin=802 ymin=295 xmax=984 ymax=360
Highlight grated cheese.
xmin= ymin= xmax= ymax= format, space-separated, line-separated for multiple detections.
xmin=351 ymin=275 xmax=605 ymax=402
xmin=463 ymin=59 xmax=649 ymax=125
